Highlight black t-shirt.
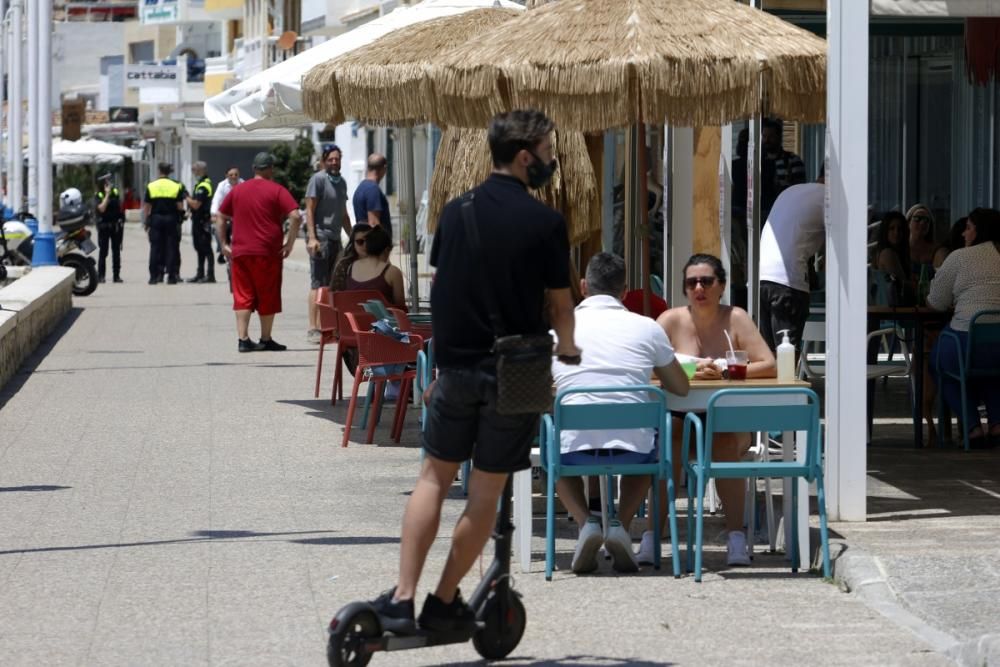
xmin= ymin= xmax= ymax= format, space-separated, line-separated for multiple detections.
xmin=429 ymin=173 xmax=571 ymax=368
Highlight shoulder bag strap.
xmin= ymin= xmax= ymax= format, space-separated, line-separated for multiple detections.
xmin=460 ymin=193 xmax=506 ymax=338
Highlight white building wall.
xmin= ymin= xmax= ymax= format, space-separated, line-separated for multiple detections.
xmin=53 ymin=22 xmax=126 ymax=101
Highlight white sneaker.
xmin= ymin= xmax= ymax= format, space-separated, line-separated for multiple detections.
xmin=307 ymin=328 xmax=322 ymax=344
xmin=604 ymin=520 xmax=639 ymax=573
xmin=571 ymin=518 xmax=603 ymax=574
xmin=635 ymin=530 xmax=656 ymax=566
xmin=726 ymin=530 xmax=752 ymax=566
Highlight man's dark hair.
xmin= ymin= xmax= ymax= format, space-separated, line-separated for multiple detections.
xmin=363 ymin=225 xmax=392 ymax=257
xmin=157 ymin=162 xmax=173 ymax=176
xmin=367 ymin=154 xmax=387 ymax=171
xmin=487 ymin=109 xmax=555 ymax=167
xmin=762 ymin=117 xmax=782 ymax=133
xmin=683 ymin=253 xmax=727 ymax=284
xmin=322 ymin=145 xmax=342 ymax=160
xmin=968 ymin=207 xmax=1000 ymax=246
xmin=584 ymin=252 xmax=626 ymax=297
xmin=227 ymin=166 xmax=239 ymax=173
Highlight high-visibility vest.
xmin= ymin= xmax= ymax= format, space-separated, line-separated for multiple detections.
xmin=191 ymin=176 xmax=214 ymax=221
xmin=146 ymin=177 xmax=184 ymax=219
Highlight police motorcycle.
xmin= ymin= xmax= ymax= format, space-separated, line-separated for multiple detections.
xmin=0 ymin=188 xmax=99 ymax=296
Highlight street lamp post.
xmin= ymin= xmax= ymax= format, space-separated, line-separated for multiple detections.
xmin=26 ymin=0 xmax=36 ymax=216
xmin=33 ymin=0 xmax=55 ymax=265
xmin=7 ymin=0 xmax=21 ymax=217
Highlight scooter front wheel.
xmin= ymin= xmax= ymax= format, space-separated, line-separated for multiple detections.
xmin=327 ymin=603 xmax=381 ymax=667
xmin=473 ymin=590 xmax=526 ymax=661
xmin=61 ymin=255 xmax=98 ymax=296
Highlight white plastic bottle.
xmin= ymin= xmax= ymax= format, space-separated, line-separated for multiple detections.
xmin=776 ymin=329 xmax=796 ymax=382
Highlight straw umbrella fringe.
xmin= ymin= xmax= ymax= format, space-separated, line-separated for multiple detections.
xmin=427 ymin=127 xmax=599 ymax=246
xmin=302 ymin=8 xmax=520 ymax=126
xmin=428 ymin=0 xmax=827 ymax=131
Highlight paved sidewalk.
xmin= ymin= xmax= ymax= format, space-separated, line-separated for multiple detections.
xmin=0 ymin=228 xmax=956 ymax=665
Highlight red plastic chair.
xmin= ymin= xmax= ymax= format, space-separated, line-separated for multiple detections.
xmin=341 ymin=311 xmax=423 ymax=447
xmin=388 ymin=307 xmax=433 ymax=342
xmin=330 ymin=289 xmax=390 ymax=405
xmin=314 ymin=287 xmax=339 ymax=398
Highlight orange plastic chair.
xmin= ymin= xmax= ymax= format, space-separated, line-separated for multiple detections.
xmin=341 ymin=311 xmax=423 ymax=447
xmin=330 ymin=289 xmax=389 ymax=405
xmin=314 ymin=287 xmax=339 ymax=398
xmin=388 ymin=307 xmax=433 ymax=342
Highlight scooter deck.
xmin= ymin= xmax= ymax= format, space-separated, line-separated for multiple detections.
xmin=368 ymin=623 xmax=484 ymax=653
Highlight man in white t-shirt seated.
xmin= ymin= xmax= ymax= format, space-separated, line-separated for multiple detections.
xmin=552 ymin=253 xmax=690 ymax=575
xmin=758 ymin=169 xmax=825 ymax=352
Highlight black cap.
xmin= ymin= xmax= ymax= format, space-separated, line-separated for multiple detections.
xmin=158 ymin=162 xmax=174 ymax=175
xmin=253 ymin=152 xmax=275 ymax=170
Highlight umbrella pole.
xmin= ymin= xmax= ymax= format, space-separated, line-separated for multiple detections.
xmin=398 ymin=126 xmax=421 ymax=312
xmin=623 ymin=125 xmax=641 ymax=291
xmin=638 ymin=122 xmax=650 ymax=316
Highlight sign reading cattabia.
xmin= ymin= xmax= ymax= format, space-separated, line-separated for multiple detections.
xmin=125 ymin=64 xmax=181 ymax=88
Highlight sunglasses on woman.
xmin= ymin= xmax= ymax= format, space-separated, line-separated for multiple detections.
xmin=684 ymin=276 xmax=718 ymax=289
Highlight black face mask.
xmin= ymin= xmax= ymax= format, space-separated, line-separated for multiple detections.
xmin=526 ymin=151 xmax=557 ymax=189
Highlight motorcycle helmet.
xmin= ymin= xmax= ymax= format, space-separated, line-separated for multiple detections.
xmin=59 ymin=187 xmax=83 ymax=208
xmin=57 ymin=203 xmax=90 ymax=228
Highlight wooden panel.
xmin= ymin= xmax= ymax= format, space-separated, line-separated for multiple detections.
xmin=692 ymin=126 xmax=721 ymax=256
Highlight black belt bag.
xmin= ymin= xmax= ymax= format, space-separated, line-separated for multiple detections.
xmin=461 ymin=194 xmax=552 ymax=415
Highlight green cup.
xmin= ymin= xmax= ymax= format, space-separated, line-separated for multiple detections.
xmin=681 ymin=361 xmax=697 ymax=379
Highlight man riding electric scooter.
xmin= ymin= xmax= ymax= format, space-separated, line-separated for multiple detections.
xmin=327 ymin=110 xmax=582 ymax=665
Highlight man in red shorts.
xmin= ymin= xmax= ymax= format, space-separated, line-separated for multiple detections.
xmin=216 ymin=152 xmax=302 ymax=352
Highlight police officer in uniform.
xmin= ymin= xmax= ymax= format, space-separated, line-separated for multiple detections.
xmin=185 ymin=161 xmax=215 ymax=283
xmin=143 ymin=162 xmax=186 ymax=284
xmin=95 ymin=173 xmax=125 ymax=283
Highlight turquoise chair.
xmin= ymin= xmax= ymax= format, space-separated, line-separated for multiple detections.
xmin=682 ymin=387 xmax=830 ymax=582
xmin=650 ymin=274 xmax=665 ymax=298
xmin=935 ymin=310 xmax=1000 ymax=451
xmin=539 ymin=385 xmax=681 ymax=581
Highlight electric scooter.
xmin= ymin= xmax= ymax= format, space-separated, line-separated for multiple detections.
xmin=327 ymin=477 xmax=526 ymax=666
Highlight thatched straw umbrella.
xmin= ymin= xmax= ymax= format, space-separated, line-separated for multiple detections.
xmin=302 ymin=8 xmax=520 ymax=127
xmin=427 ymin=127 xmax=599 ymax=245
xmin=300 ymin=4 xmax=601 ymax=266
xmin=428 ymin=0 xmax=827 ymax=131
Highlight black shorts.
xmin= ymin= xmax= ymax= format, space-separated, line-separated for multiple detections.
xmin=422 ymin=364 xmax=538 ymax=474
xmin=309 ymin=237 xmax=342 ymax=289
xmin=759 ymin=280 xmax=811 ymax=352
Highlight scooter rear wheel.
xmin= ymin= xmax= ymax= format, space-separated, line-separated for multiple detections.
xmin=472 ymin=590 xmax=526 ymax=661
xmin=327 ymin=603 xmax=381 ymax=667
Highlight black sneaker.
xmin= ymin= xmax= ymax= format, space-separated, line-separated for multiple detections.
xmin=238 ymin=338 xmax=264 ymax=353
xmin=204 ymin=275 xmax=216 ymax=284
xmin=113 ymin=276 xmax=123 ymax=283
xmin=418 ymin=589 xmax=477 ymax=634
xmin=186 ymin=276 xmax=204 ymax=284
xmin=371 ymin=589 xmax=416 ymax=635
xmin=259 ymin=338 xmax=287 ymax=351
xmin=217 ymin=253 xmax=227 ymax=265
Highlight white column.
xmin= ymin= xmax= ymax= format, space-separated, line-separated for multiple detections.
xmin=825 ymin=0 xmax=869 ymax=521
xmin=668 ymin=127 xmax=693 ymax=308
xmin=0 ymin=0 xmax=7 ymax=210
xmin=8 ymin=0 xmax=22 ymax=213
xmin=36 ymin=0 xmax=52 ymax=234
xmin=25 ymin=0 xmax=36 ymax=214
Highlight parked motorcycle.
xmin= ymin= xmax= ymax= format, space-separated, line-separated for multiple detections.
xmin=0 ymin=207 xmax=99 ymax=296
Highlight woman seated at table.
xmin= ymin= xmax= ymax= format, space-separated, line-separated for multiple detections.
xmin=343 ymin=224 xmax=406 ymax=308
xmin=654 ymin=254 xmax=776 ymax=567
xmin=907 ymin=203 xmax=939 ymax=278
xmin=874 ymin=211 xmax=912 ymax=289
xmin=928 ymin=207 xmax=1000 ymax=446
xmin=330 ymin=223 xmax=371 ymax=292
